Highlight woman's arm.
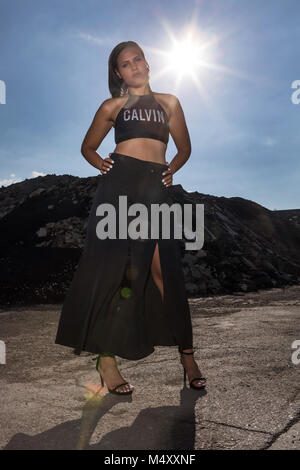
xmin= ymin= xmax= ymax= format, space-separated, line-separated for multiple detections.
xmin=81 ymin=99 xmax=115 ymax=172
xmin=167 ymin=95 xmax=192 ymax=176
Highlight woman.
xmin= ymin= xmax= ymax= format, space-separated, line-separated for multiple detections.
xmin=55 ymin=41 xmax=206 ymax=395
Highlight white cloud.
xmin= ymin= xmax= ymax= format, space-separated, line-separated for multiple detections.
xmin=32 ymin=171 xmax=46 ymax=177
xmin=77 ymin=32 xmax=109 ymax=45
xmin=0 ymin=173 xmax=23 ymax=187
xmin=0 ymin=170 xmax=47 ymax=188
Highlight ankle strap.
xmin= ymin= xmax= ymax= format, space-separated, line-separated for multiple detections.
xmin=92 ymin=352 xmax=115 ymax=360
xmin=179 ymin=347 xmax=197 ymax=355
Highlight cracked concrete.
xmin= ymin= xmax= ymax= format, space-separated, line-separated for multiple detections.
xmin=262 ymin=409 xmax=300 ymax=449
xmin=0 ymin=285 xmax=299 ymax=450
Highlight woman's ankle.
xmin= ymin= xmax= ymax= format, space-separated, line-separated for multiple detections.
xmin=98 ymin=354 xmax=116 ymax=370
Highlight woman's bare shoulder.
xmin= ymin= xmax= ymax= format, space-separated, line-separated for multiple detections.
xmin=100 ymin=96 xmax=127 ymax=110
xmin=97 ymin=96 xmax=129 ymax=124
xmin=154 ymin=92 xmax=178 ymax=121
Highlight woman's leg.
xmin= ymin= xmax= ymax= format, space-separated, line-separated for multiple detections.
xmin=150 ymin=243 xmax=206 ymax=388
xmin=150 ymin=242 xmax=164 ymax=301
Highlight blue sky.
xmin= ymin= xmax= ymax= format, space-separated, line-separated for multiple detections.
xmin=0 ymin=0 xmax=299 ymax=210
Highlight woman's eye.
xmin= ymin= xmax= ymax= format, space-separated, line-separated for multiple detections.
xmin=122 ymin=58 xmax=141 ymax=67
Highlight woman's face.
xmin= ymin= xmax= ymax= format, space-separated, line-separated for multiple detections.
xmin=115 ymin=47 xmax=149 ymax=88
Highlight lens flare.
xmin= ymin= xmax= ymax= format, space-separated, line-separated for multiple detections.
xmin=121 ymin=287 xmax=132 ymax=299
xmin=83 ymin=382 xmax=106 ymax=400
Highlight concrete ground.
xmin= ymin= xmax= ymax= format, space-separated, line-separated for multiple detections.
xmin=0 ymin=285 xmax=299 ymax=450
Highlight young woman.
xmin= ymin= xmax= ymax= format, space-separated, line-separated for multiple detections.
xmin=55 ymin=41 xmax=206 ymax=395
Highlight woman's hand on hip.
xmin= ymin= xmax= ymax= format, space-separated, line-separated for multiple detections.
xmin=162 ymin=161 xmax=173 ymax=187
xmin=99 ymin=157 xmax=115 ymax=175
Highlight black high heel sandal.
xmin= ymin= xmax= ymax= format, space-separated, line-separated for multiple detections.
xmin=92 ymin=354 xmax=134 ymax=395
xmin=180 ymin=349 xmax=207 ymax=389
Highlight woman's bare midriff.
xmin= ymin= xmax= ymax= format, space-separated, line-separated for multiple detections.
xmin=112 ymin=139 xmax=167 ymax=165
xmin=110 ymin=93 xmax=171 ymax=165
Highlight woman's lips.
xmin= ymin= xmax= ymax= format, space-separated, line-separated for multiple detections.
xmin=133 ymin=72 xmax=141 ymax=77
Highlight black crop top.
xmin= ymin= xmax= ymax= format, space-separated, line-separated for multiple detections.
xmin=114 ymin=92 xmax=169 ymax=145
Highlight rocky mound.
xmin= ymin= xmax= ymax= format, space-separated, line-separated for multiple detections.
xmin=0 ymin=174 xmax=299 ymax=306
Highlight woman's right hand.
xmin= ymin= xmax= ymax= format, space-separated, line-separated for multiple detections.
xmin=99 ymin=157 xmax=115 ymax=175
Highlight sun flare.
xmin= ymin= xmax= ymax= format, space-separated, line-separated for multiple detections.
xmin=145 ymin=25 xmax=219 ymax=95
xmin=142 ymin=14 xmax=264 ymax=106
xmin=167 ymin=38 xmax=209 ymax=78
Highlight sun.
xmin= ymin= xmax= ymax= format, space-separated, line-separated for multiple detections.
xmin=145 ymin=26 xmax=219 ymax=94
xmin=167 ymin=37 xmax=209 ymax=79
xmin=144 ymin=16 xmax=260 ymax=100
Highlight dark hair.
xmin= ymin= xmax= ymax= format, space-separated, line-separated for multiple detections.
xmin=108 ymin=41 xmax=147 ymax=98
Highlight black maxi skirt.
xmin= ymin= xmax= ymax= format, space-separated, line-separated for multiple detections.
xmin=55 ymin=152 xmax=193 ymax=360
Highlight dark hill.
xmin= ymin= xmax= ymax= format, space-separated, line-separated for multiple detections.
xmin=0 ymin=175 xmax=299 ymax=306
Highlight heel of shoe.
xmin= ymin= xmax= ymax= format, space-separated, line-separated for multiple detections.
xmin=179 ymin=348 xmax=206 ymax=390
xmin=92 ymin=354 xmax=108 ymax=388
xmin=183 ymin=367 xmax=186 ymax=385
xmin=99 ymin=373 xmax=104 ymax=387
xmin=92 ymin=355 xmax=102 ymax=385
xmin=180 ymin=355 xmax=187 ymax=386
xmin=92 ymin=354 xmax=100 ymax=371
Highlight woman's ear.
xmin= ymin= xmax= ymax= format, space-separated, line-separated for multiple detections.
xmin=115 ymin=69 xmax=121 ymax=80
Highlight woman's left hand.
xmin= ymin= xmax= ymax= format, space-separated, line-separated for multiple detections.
xmin=162 ymin=162 xmax=173 ymax=187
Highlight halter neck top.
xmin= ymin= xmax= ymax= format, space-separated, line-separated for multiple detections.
xmin=114 ymin=92 xmax=170 ymax=145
